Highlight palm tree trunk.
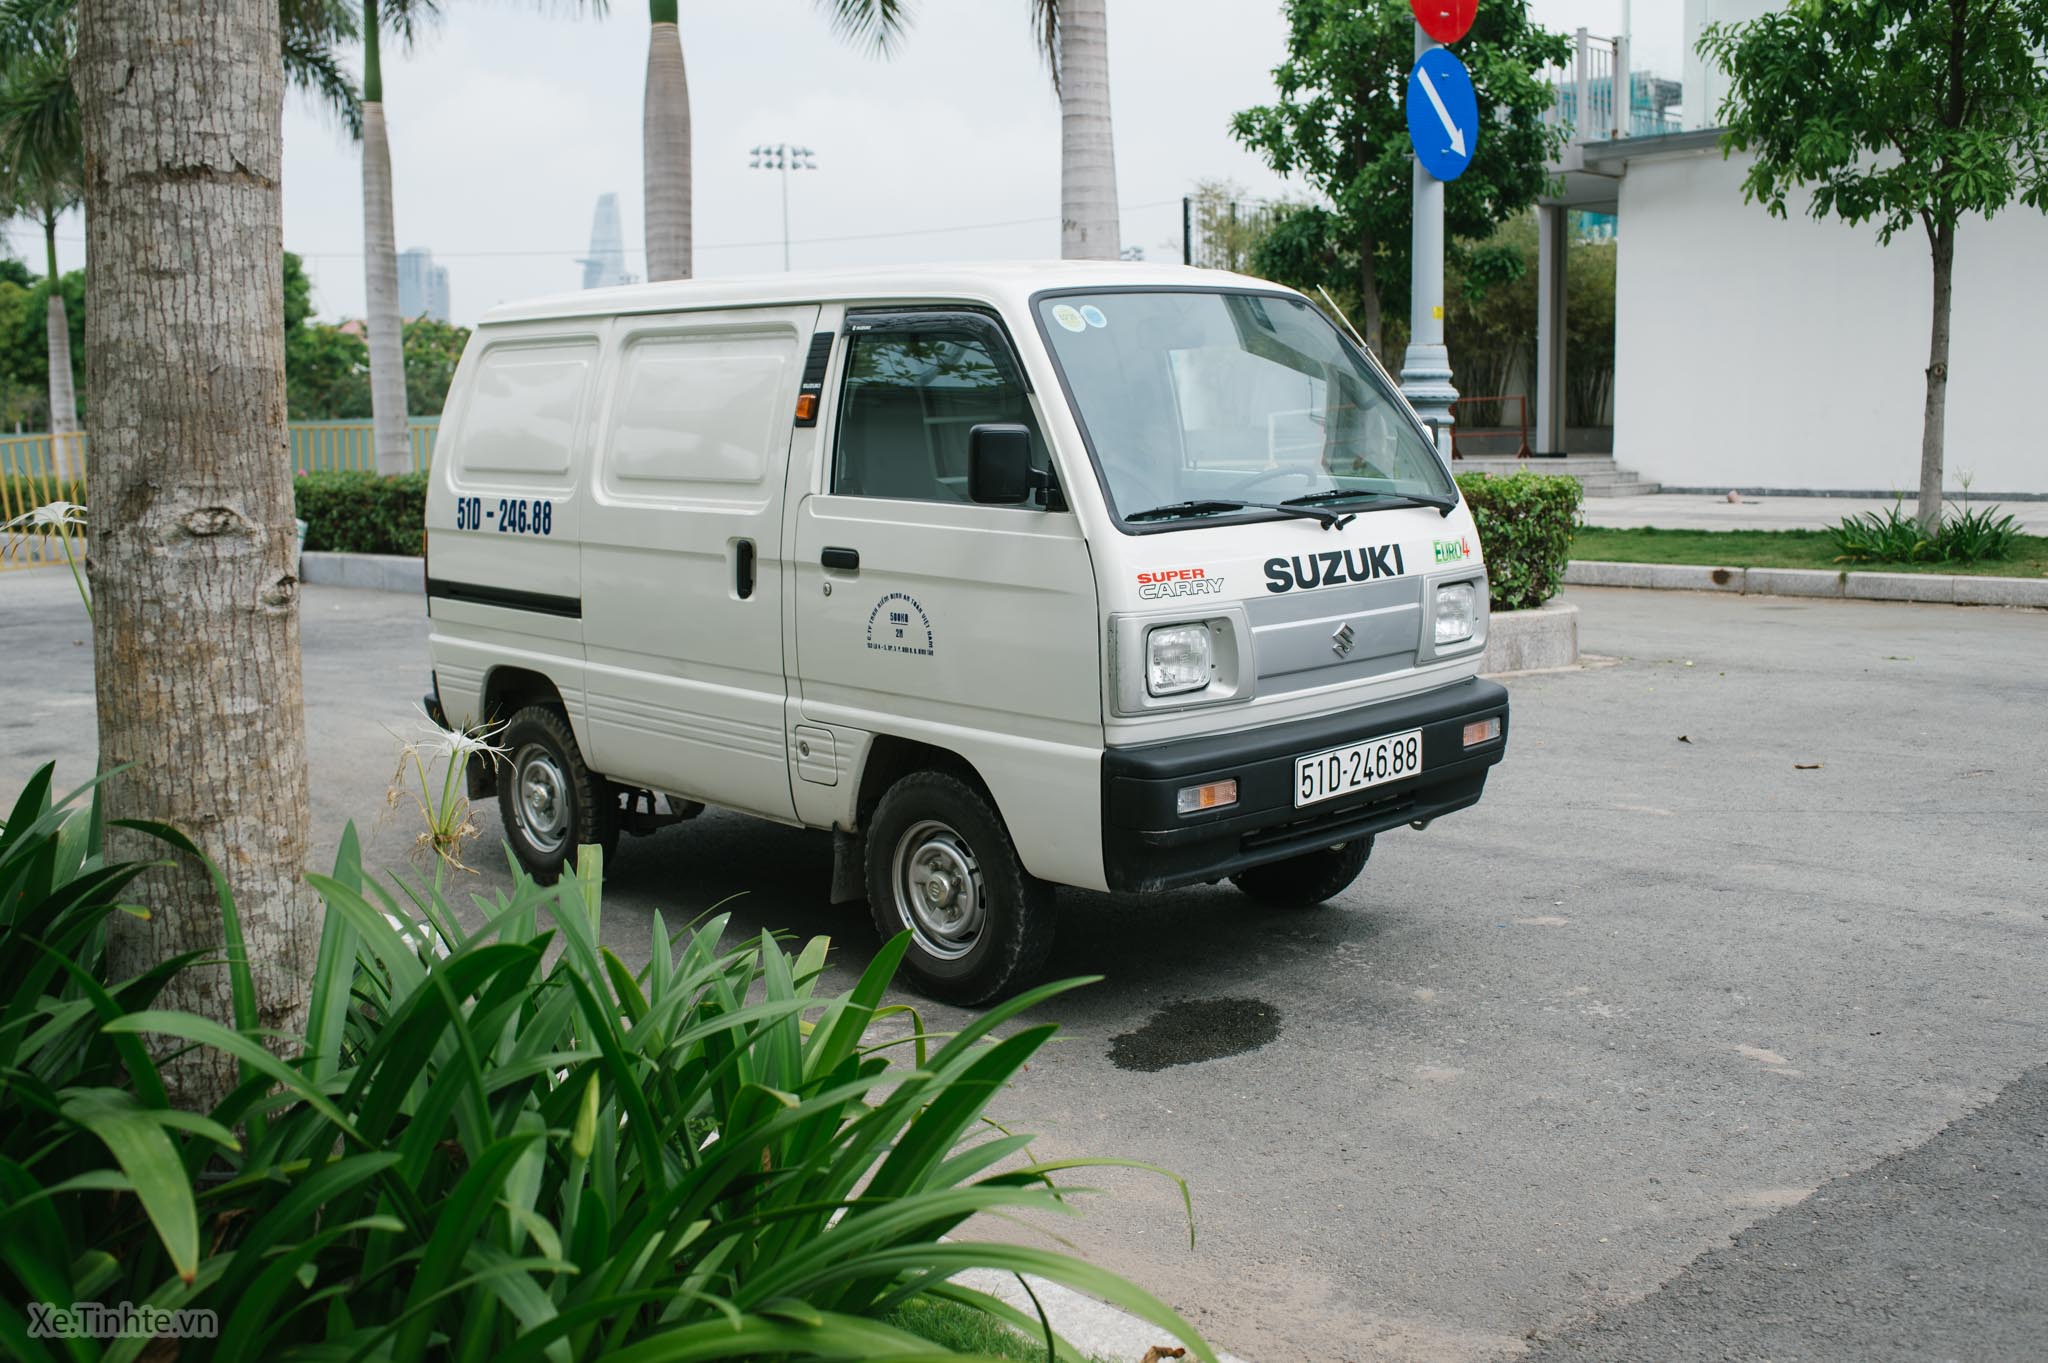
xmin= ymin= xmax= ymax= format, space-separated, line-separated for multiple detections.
xmin=644 ymin=5 xmax=691 ymax=281
xmin=1916 ymin=219 xmax=1953 ymax=535
xmin=42 ymin=214 xmax=80 ymax=484
xmin=1057 ymin=0 xmax=1120 ymax=260
xmin=77 ymin=0 xmax=319 ymax=1108
xmin=361 ymin=6 xmax=411 ymax=475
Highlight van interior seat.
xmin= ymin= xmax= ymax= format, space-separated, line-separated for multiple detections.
xmin=838 ymin=385 xmax=959 ymax=501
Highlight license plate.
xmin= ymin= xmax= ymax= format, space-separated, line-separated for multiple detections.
xmin=1293 ymin=729 xmax=1424 ymax=808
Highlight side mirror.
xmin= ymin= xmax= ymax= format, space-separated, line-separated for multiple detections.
xmin=967 ymin=423 xmax=1035 ymax=505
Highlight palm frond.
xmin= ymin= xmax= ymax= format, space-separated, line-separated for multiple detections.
xmin=282 ymin=16 xmax=365 ymax=138
xmin=1030 ymin=0 xmax=1059 ymax=93
xmin=818 ymin=0 xmax=912 ymax=58
xmin=0 ymin=43 xmax=80 ymax=218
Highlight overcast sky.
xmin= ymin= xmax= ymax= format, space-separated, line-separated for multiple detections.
xmin=11 ymin=0 xmax=1688 ymax=326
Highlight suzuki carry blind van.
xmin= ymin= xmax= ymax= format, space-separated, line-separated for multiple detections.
xmin=423 ymin=263 xmax=1509 ymax=1003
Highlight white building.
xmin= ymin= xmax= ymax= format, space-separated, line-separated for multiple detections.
xmin=1535 ymin=0 xmax=2048 ymax=496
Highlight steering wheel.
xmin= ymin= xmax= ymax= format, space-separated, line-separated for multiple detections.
xmin=1223 ymin=466 xmax=1320 ymax=498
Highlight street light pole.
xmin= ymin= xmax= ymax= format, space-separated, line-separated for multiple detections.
xmin=749 ymin=143 xmax=816 ymax=271
xmin=1399 ymin=21 xmax=1458 ymax=453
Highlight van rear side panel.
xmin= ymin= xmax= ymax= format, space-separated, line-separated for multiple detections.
xmin=427 ymin=325 xmax=604 ymax=736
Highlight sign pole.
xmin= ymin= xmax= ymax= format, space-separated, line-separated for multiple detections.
xmin=1400 ymin=19 xmax=1459 ymax=453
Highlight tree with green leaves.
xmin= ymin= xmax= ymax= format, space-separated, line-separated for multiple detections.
xmin=1231 ymin=0 xmax=1568 ymax=354
xmin=641 ymin=2 xmax=908 ymax=282
xmin=1699 ymin=0 xmax=2048 ymax=533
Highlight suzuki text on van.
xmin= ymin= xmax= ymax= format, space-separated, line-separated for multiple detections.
xmin=423 ymin=264 xmax=1509 ymax=1004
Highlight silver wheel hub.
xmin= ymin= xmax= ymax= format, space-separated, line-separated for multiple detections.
xmin=513 ymin=744 xmax=571 ymax=856
xmin=892 ymin=818 xmax=985 ymax=960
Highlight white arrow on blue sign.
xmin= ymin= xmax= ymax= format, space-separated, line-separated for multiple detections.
xmin=1406 ymin=47 xmax=1479 ymax=182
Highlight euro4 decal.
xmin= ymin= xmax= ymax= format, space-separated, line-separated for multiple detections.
xmin=1433 ymin=536 xmax=1473 ymax=564
xmin=1264 ymin=545 xmax=1406 ymax=593
xmin=1137 ymin=567 xmax=1225 ymax=600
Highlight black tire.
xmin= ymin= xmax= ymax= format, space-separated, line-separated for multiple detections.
xmin=864 ymin=770 xmax=1055 ymax=1006
xmin=1230 ymin=836 xmax=1373 ymax=908
xmin=498 ymin=705 xmax=618 ymax=883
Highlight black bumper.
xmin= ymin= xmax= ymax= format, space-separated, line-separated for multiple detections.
xmin=1101 ymin=677 xmax=1509 ymax=893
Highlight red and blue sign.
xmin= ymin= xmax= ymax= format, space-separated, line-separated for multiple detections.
xmin=1406 ymin=47 xmax=1479 ymax=182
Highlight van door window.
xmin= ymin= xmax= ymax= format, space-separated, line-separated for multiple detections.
xmin=832 ymin=316 xmax=1047 ymax=503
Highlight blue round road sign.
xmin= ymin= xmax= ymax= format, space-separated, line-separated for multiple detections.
xmin=1406 ymin=48 xmax=1479 ymax=182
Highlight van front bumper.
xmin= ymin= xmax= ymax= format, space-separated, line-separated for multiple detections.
xmin=1100 ymin=677 xmax=1509 ymax=894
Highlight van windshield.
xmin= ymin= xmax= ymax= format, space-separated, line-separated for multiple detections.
xmin=1035 ymin=290 xmax=1456 ymax=526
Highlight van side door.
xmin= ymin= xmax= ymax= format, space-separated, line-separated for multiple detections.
xmin=580 ymin=305 xmax=819 ymax=821
xmin=789 ymin=308 xmax=1103 ymax=889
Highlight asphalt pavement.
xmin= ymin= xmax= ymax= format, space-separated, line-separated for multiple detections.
xmin=3 ymin=569 xmax=2044 ymax=1362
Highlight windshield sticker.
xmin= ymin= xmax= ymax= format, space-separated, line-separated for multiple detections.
xmin=1051 ymin=303 xmax=1087 ymax=333
xmin=1264 ymin=545 xmax=1407 ymax=594
xmin=866 ymin=592 xmax=935 ymax=657
xmin=1137 ymin=567 xmax=1224 ymax=600
xmin=1433 ymin=536 xmax=1473 ymax=563
xmin=1080 ymin=304 xmax=1108 ymax=328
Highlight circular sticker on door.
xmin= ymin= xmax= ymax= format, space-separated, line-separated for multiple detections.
xmin=1080 ymin=304 xmax=1108 ymax=328
xmin=1051 ymin=303 xmax=1086 ymax=333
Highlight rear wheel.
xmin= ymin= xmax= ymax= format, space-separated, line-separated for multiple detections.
xmin=499 ymin=705 xmax=617 ymax=883
xmin=865 ymin=771 xmax=1055 ymax=1006
xmin=1230 ymin=837 xmax=1373 ymax=908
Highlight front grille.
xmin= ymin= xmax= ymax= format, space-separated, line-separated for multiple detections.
xmin=1245 ymin=574 xmax=1423 ymax=695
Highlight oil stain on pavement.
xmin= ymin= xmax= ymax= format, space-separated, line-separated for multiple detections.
xmin=1108 ymin=997 xmax=1281 ymax=1072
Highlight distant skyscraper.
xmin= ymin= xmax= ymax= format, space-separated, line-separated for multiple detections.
xmin=397 ymin=247 xmax=452 ymax=322
xmin=579 ymin=193 xmax=635 ymax=290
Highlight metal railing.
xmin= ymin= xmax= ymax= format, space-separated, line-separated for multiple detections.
xmin=1447 ymin=395 xmax=1531 ymax=460
xmin=1 ymin=419 xmax=439 ymax=573
xmin=1542 ymin=28 xmax=1685 ymax=144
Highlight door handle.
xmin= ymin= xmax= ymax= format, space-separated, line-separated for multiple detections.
xmin=821 ymin=546 xmax=860 ymax=572
xmin=735 ymin=539 xmax=756 ymax=599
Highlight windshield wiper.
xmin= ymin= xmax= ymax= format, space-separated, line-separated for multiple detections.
xmin=1124 ymin=498 xmax=1353 ymax=529
xmin=1283 ymin=488 xmax=1458 ymax=518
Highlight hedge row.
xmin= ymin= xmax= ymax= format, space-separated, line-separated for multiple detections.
xmin=1454 ymin=471 xmax=1583 ymax=612
xmin=295 ymin=470 xmax=427 ymax=556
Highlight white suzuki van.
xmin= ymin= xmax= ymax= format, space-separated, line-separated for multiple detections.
xmin=423 ymin=263 xmax=1509 ymax=1003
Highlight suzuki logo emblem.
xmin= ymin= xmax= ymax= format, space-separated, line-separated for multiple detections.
xmin=1331 ymin=621 xmax=1357 ymax=657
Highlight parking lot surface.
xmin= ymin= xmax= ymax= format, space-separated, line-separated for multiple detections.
xmin=4 ymin=571 xmax=2044 ymax=1361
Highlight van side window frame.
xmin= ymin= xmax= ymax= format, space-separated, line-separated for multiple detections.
xmin=829 ymin=307 xmax=1058 ymax=508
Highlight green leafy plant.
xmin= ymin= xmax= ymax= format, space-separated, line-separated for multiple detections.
xmin=1828 ymin=497 xmax=2022 ymax=565
xmin=1455 ymin=471 xmax=1583 ymax=611
xmin=294 ymin=469 xmax=428 ymax=555
xmin=0 ymin=762 xmax=1210 ymax=1363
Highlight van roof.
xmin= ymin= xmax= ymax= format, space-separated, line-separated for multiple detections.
xmin=477 ymin=260 xmax=1296 ymax=326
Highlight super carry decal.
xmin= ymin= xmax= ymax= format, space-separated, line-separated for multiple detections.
xmin=1264 ymin=544 xmax=1407 ymax=593
xmin=1136 ymin=567 xmax=1225 ymax=600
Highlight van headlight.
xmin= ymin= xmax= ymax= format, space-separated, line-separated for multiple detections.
xmin=1147 ymin=623 xmax=1212 ymax=696
xmin=1435 ymin=582 xmax=1478 ymax=645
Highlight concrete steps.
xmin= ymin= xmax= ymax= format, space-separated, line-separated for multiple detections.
xmin=1451 ymin=454 xmax=1661 ymax=498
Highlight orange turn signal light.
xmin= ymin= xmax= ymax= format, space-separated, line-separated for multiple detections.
xmin=1462 ymin=717 xmax=1501 ymax=748
xmin=794 ymin=393 xmax=818 ymax=422
xmin=1176 ymin=779 xmax=1239 ymax=816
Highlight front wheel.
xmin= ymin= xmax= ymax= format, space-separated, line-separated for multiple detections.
xmin=865 ymin=771 xmax=1055 ymax=1006
xmin=498 ymin=705 xmax=618 ymax=883
xmin=1230 ymin=836 xmax=1373 ymax=908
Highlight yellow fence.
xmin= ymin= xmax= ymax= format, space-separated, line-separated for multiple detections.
xmin=1 ymin=421 xmax=438 ymax=573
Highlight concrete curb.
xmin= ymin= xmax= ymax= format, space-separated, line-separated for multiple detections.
xmin=952 ymin=1268 xmax=1246 ymax=1363
xmin=1565 ymin=560 xmax=2048 ymax=609
xmin=299 ymin=551 xmax=423 ymax=595
xmin=1482 ymin=599 xmax=1579 ymax=674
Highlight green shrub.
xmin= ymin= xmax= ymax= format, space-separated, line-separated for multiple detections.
xmin=1454 ymin=471 xmax=1583 ymax=611
xmin=0 ymin=763 xmax=1211 ymax=1363
xmin=1828 ymin=497 xmax=2022 ymax=565
xmin=294 ymin=469 xmax=427 ymax=556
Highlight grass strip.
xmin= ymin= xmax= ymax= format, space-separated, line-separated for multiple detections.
xmin=1570 ymin=526 xmax=2048 ymax=578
